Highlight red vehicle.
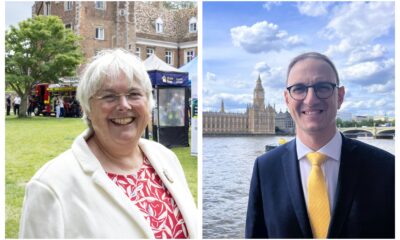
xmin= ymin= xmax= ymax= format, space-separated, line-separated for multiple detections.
xmin=32 ymin=83 xmax=81 ymax=117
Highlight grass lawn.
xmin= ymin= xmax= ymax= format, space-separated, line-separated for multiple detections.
xmin=5 ymin=116 xmax=197 ymax=238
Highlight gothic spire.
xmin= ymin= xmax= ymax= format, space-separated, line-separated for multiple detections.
xmin=255 ymin=74 xmax=263 ymax=90
xmin=220 ymin=99 xmax=225 ymax=113
xmin=253 ymin=74 xmax=265 ymax=109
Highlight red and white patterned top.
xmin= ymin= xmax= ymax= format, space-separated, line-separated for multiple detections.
xmin=107 ymin=157 xmax=188 ymax=239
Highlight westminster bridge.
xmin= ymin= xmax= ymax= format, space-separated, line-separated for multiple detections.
xmin=339 ymin=126 xmax=395 ymax=139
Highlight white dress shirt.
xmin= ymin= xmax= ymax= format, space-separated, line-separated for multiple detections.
xmin=296 ymin=130 xmax=342 ymax=212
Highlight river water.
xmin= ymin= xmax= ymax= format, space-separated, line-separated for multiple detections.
xmin=202 ymin=135 xmax=394 ymax=239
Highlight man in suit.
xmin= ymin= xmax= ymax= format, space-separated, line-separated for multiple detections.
xmin=245 ymin=52 xmax=394 ymax=238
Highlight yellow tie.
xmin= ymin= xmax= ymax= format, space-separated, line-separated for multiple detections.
xmin=307 ymin=152 xmax=330 ymax=238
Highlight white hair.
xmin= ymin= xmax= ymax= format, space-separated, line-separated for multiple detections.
xmin=76 ymin=48 xmax=154 ymax=127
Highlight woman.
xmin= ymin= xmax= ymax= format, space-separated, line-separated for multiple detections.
xmin=19 ymin=49 xmax=197 ymax=238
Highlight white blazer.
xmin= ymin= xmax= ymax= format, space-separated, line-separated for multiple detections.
xmin=19 ymin=129 xmax=198 ymax=238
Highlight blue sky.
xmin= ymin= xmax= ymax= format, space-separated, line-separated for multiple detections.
xmin=203 ymin=1 xmax=395 ymax=118
xmin=4 ymin=1 xmax=396 ymax=118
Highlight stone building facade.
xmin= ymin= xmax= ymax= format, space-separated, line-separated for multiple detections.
xmin=203 ymin=76 xmax=276 ymax=135
xmin=275 ymin=110 xmax=295 ymax=134
xmin=32 ymin=1 xmax=197 ymax=68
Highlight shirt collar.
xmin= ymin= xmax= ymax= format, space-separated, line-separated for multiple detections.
xmin=296 ymin=130 xmax=342 ymax=161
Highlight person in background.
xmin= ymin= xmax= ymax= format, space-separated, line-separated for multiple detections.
xmin=13 ymin=95 xmax=21 ymax=116
xmin=6 ymin=95 xmax=11 ymax=116
xmin=245 ymin=52 xmax=394 ymax=238
xmin=59 ymin=96 xmax=65 ymax=117
xmin=70 ymin=96 xmax=80 ymax=117
xmin=19 ymin=49 xmax=197 ymax=238
xmin=55 ymin=96 xmax=61 ymax=118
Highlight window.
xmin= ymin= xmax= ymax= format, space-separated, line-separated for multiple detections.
xmin=185 ymin=49 xmax=195 ymax=64
xmin=95 ymin=1 xmax=105 ymax=10
xmin=136 ymin=47 xmax=141 ymax=58
xmin=64 ymin=1 xmax=73 ymax=11
xmin=119 ymin=9 xmax=127 ymax=16
xmin=44 ymin=2 xmax=51 ymax=15
xmin=95 ymin=27 xmax=104 ymax=40
xmin=189 ymin=17 xmax=197 ymax=33
xmin=146 ymin=48 xmax=154 ymax=58
xmin=155 ymin=17 xmax=163 ymax=33
xmin=165 ymin=51 xmax=173 ymax=65
xmin=65 ymin=23 xmax=72 ymax=29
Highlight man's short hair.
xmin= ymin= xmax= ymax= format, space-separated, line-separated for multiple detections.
xmin=286 ymin=52 xmax=340 ymax=85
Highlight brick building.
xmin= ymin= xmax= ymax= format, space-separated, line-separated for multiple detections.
xmin=32 ymin=1 xmax=197 ymax=68
xmin=203 ymin=75 xmax=276 ymax=135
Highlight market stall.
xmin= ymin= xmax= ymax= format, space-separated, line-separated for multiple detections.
xmin=144 ymin=55 xmax=190 ymax=147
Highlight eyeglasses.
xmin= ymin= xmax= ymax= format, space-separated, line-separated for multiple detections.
xmin=286 ymin=82 xmax=338 ymax=101
xmin=93 ymin=91 xmax=144 ymax=104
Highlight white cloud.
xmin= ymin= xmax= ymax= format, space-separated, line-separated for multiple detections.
xmin=206 ymin=72 xmax=217 ymax=82
xmin=365 ymin=80 xmax=394 ymax=94
xmin=341 ymin=58 xmax=394 ymax=84
xmin=341 ymin=99 xmax=374 ymax=112
xmin=286 ymin=35 xmax=303 ymax=45
xmin=340 ymin=86 xmax=394 ymax=117
xmin=233 ymin=80 xmax=250 ymax=89
xmin=374 ymin=98 xmax=387 ymax=108
xmin=230 ymin=21 xmax=304 ymax=54
xmin=252 ymin=61 xmax=285 ymax=88
xmin=347 ymin=44 xmax=386 ymax=64
xmin=325 ymin=39 xmax=352 ymax=56
xmin=262 ymin=1 xmax=281 ymax=11
xmin=297 ymin=2 xmax=333 ymax=17
xmin=322 ymin=2 xmax=394 ymax=92
xmin=203 ymin=72 xmax=217 ymax=96
xmin=322 ymin=2 xmax=394 ymax=46
xmin=342 ymin=62 xmax=380 ymax=79
xmin=254 ymin=61 xmax=271 ymax=73
xmin=343 ymin=97 xmax=393 ymax=112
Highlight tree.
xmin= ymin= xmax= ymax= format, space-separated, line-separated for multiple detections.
xmin=5 ymin=15 xmax=83 ymax=117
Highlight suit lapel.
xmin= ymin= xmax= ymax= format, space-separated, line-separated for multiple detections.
xmin=281 ymin=140 xmax=313 ymax=238
xmin=328 ymin=135 xmax=360 ymax=238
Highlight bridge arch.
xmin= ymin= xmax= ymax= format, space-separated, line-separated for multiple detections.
xmin=376 ymin=129 xmax=395 ymax=138
xmin=340 ymin=129 xmax=374 ymax=137
xmin=339 ymin=126 xmax=395 ymax=139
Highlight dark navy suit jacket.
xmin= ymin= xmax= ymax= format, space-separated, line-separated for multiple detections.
xmin=245 ymin=134 xmax=394 ymax=238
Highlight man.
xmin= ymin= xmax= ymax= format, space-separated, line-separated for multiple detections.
xmin=13 ymin=95 xmax=21 ymax=116
xmin=245 ymin=52 xmax=394 ymax=238
xmin=6 ymin=95 xmax=11 ymax=116
xmin=59 ymin=96 xmax=64 ymax=117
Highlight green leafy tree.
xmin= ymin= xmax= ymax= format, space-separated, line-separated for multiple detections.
xmin=336 ymin=118 xmax=343 ymax=127
xmin=5 ymin=15 xmax=83 ymax=117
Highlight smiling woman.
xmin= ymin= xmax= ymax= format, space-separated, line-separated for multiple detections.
xmin=18 ymin=49 xmax=198 ymax=239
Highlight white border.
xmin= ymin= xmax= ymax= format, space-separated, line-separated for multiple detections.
xmin=394 ymin=1 xmax=399 ymax=238
xmin=1 ymin=0 xmax=6 ymax=238
xmin=197 ymin=1 xmax=203 ymax=238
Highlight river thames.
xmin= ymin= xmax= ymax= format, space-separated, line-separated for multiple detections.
xmin=202 ymin=135 xmax=394 ymax=239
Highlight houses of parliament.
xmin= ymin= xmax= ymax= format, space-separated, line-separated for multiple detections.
xmin=203 ymin=75 xmax=277 ymax=135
